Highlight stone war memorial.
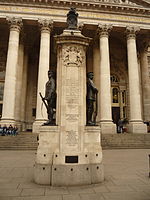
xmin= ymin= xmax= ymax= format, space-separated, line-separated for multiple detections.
xmin=34 ymin=8 xmax=104 ymax=186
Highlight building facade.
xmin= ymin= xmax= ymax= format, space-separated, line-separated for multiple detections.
xmin=0 ymin=0 xmax=150 ymax=133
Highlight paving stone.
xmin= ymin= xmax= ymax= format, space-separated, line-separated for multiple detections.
xmin=21 ymin=188 xmax=45 ymax=196
xmin=0 ymin=189 xmax=22 ymax=197
xmin=111 ymin=178 xmax=147 ymax=186
xmin=80 ymin=193 xmax=105 ymax=200
xmin=68 ymin=187 xmax=94 ymax=194
xmin=63 ymin=194 xmax=81 ymax=200
xmin=0 ymin=183 xmax=19 ymax=189
xmin=18 ymin=182 xmax=46 ymax=189
xmin=45 ymin=188 xmax=69 ymax=195
xmin=12 ymin=196 xmax=62 ymax=200
xmin=11 ymin=177 xmax=32 ymax=183
xmin=102 ymin=191 xmax=150 ymax=200
xmin=106 ymin=185 xmax=136 ymax=192
xmin=0 ymin=178 xmax=12 ymax=183
xmin=131 ymin=184 xmax=150 ymax=192
xmin=93 ymin=185 xmax=109 ymax=193
xmin=0 ymin=197 xmax=13 ymax=200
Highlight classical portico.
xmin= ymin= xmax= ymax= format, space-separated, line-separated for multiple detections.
xmin=0 ymin=0 xmax=149 ymax=134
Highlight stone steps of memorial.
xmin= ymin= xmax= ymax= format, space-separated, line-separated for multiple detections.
xmin=101 ymin=133 xmax=150 ymax=149
xmin=0 ymin=132 xmax=150 ymax=150
xmin=0 ymin=132 xmax=38 ymax=150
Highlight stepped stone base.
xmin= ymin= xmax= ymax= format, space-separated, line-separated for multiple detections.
xmin=34 ymin=126 xmax=104 ymax=186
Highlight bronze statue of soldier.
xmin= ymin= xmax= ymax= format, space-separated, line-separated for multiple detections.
xmin=86 ymin=72 xmax=98 ymax=126
xmin=40 ymin=70 xmax=56 ymax=125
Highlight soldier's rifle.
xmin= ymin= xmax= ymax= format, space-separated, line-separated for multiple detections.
xmin=39 ymin=92 xmax=48 ymax=110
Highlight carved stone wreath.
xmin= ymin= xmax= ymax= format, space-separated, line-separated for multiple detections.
xmin=63 ymin=46 xmax=84 ymax=67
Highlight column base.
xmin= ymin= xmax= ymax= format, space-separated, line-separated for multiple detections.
xmin=100 ymin=122 xmax=116 ymax=134
xmin=15 ymin=121 xmax=22 ymax=131
xmin=21 ymin=121 xmax=26 ymax=131
xmin=0 ymin=119 xmax=16 ymax=127
xmin=127 ymin=122 xmax=147 ymax=134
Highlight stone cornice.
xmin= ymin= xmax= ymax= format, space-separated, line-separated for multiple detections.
xmin=0 ymin=0 xmax=150 ymax=16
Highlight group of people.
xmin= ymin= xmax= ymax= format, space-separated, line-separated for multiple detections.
xmin=0 ymin=124 xmax=18 ymax=136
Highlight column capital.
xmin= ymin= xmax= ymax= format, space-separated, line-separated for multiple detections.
xmin=126 ymin=26 xmax=140 ymax=40
xmin=38 ymin=19 xmax=53 ymax=33
xmin=97 ymin=24 xmax=112 ymax=37
xmin=6 ymin=17 xmax=23 ymax=32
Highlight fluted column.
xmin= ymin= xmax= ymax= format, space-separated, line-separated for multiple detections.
xmin=20 ymin=46 xmax=28 ymax=131
xmin=126 ymin=26 xmax=147 ymax=133
xmin=140 ymin=44 xmax=150 ymax=122
xmin=1 ymin=17 xmax=22 ymax=125
xmin=15 ymin=32 xmax=25 ymax=130
xmin=33 ymin=19 xmax=53 ymax=133
xmin=97 ymin=24 xmax=116 ymax=134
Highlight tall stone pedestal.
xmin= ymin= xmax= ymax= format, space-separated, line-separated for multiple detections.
xmin=34 ymin=29 xmax=104 ymax=186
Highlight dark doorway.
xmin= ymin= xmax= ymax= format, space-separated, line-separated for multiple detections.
xmin=112 ymin=107 xmax=120 ymax=125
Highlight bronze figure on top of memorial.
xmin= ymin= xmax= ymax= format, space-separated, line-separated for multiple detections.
xmin=40 ymin=70 xmax=56 ymax=126
xmin=86 ymin=72 xmax=98 ymax=126
xmin=67 ymin=8 xmax=78 ymax=30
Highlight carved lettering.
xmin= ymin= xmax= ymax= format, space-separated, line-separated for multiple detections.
xmin=66 ymin=114 xmax=79 ymax=121
xmin=66 ymin=130 xmax=78 ymax=146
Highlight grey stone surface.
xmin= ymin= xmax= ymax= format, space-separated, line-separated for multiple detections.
xmin=0 ymin=149 xmax=150 ymax=200
xmin=52 ymin=164 xmax=91 ymax=186
xmin=34 ymin=163 xmax=51 ymax=185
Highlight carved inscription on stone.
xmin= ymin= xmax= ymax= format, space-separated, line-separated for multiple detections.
xmin=66 ymin=114 xmax=79 ymax=121
xmin=63 ymin=45 xmax=84 ymax=67
xmin=66 ymin=79 xmax=80 ymax=104
xmin=66 ymin=130 xmax=78 ymax=146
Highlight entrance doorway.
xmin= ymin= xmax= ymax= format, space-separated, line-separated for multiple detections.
xmin=112 ymin=107 xmax=120 ymax=124
xmin=111 ymin=74 xmax=127 ymax=126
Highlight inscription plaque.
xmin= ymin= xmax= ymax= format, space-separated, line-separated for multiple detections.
xmin=65 ymin=156 xmax=78 ymax=163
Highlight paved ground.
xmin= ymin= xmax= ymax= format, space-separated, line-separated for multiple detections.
xmin=0 ymin=149 xmax=150 ymax=200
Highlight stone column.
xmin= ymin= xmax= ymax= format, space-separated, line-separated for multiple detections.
xmin=20 ymin=47 xmax=28 ymax=131
xmin=140 ymin=45 xmax=150 ymax=122
xmin=1 ymin=17 xmax=22 ymax=125
xmin=97 ymin=24 xmax=116 ymax=134
xmin=15 ymin=33 xmax=25 ymax=130
xmin=33 ymin=19 xmax=53 ymax=133
xmin=126 ymin=26 xmax=147 ymax=133
xmin=119 ymin=88 xmax=124 ymax=120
